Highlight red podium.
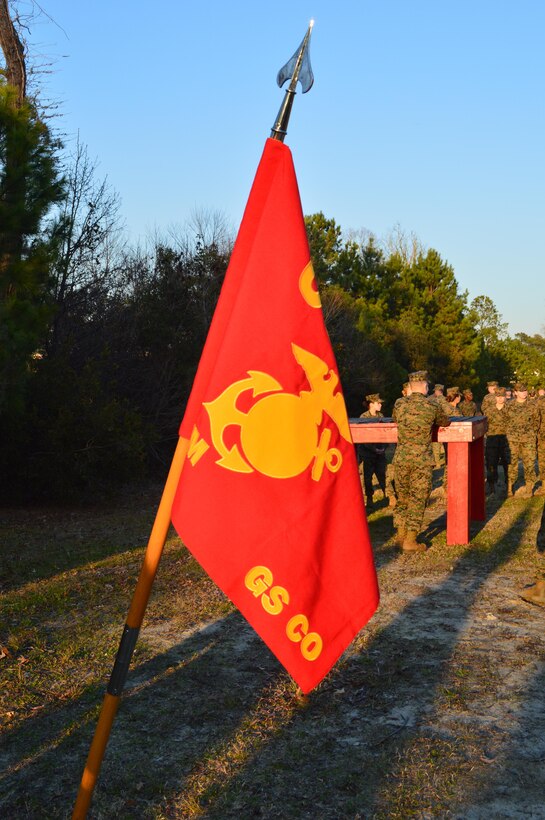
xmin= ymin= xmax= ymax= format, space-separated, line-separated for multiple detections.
xmin=349 ymin=417 xmax=488 ymax=545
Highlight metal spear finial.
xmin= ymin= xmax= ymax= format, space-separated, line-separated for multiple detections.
xmin=270 ymin=20 xmax=314 ymax=142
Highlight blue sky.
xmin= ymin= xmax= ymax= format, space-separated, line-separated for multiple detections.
xmin=27 ymin=0 xmax=545 ymax=336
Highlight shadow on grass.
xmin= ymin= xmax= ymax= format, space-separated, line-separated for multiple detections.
xmin=366 ymin=509 xmax=400 ymax=571
xmin=148 ymin=502 xmax=537 ymax=819
xmin=464 ymin=644 xmax=545 ymax=818
xmin=2 ymin=501 xmax=542 ymax=819
xmin=0 ymin=494 xmax=164 ymax=592
xmin=0 ymin=612 xmax=284 ymax=819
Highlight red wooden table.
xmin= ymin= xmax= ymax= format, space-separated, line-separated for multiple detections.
xmin=349 ymin=417 xmax=488 ymax=545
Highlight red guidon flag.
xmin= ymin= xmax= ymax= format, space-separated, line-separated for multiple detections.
xmin=171 ymin=138 xmax=379 ymax=693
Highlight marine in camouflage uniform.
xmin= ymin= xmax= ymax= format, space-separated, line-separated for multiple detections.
xmin=392 ymin=382 xmax=411 ymax=412
xmin=387 ymin=383 xmax=411 ymax=508
xmin=445 ymin=387 xmax=462 ymax=415
xmin=429 ymin=383 xmax=447 ymax=467
xmin=459 ymin=389 xmax=477 ymax=417
xmin=442 ymin=387 xmax=463 ymax=493
xmin=393 ymin=371 xmax=451 ymax=551
xmin=519 ymin=504 xmax=545 ymax=603
xmin=538 ymin=500 xmax=545 ymax=552
xmin=484 ymin=387 xmax=510 ymax=494
xmin=480 ymin=380 xmax=498 ymax=415
xmin=535 ymin=390 xmax=545 ymax=496
xmin=358 ymin=393 xmax=387 ymax=507
xmin=505 ymin=382 xmax=538 ymax=496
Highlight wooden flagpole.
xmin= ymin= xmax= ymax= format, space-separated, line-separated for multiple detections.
xmin=72 ymin=22 xmax=315 ymax=816
xmin=72 ymin=436 xmax=189 ymax=819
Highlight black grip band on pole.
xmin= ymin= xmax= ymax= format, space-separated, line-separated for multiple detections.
xmin=107 ymin=625 xmax=140 ymax=696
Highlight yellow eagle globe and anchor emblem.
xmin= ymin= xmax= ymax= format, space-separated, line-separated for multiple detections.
xmin=188 ymin=343 xmax=352 ymax=482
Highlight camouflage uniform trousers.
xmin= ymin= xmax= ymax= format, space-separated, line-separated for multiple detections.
xmin=432 ymin=441 xmax=444 ymax=468
xmin=507 ymin=438 xmax=536 ymax=487
xmin=537 ymin=502 xmax=545 ymax=553
xmin=538 ymin=438 xmax=545 ymax=483
xmin=393 ymin=454 xmax=433 ymax=533
xmin=386 ymin=462 xmax=395 ymax=499
xmin=442 ymin=450 xmax=448 ymax=492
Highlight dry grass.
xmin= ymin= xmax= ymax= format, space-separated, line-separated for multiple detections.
xmin=1 ymin=481 xmax=545 ymax=818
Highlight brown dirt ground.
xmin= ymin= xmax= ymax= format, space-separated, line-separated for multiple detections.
xmin=1 ymin=471 xmax=545 ymax=819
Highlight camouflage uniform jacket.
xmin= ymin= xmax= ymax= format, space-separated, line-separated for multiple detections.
xmin=537 ymin=397 xmax=545 ymax=441
xmin=428 ymin=395 xmax=449 ymax=414
xmin=446 ymin=403 xmax=463 ymax=417
xmin=459 ymin=399 xmax=477 ymax=416
xmin=480 ymin=393 xmax=497 ymax=415
xmin=359 ymin=410 xmax=387 ymax=454
xmin=393 ymin=393 xmax=451 ymax=465
xmin=505 ymin=399 xmax=539 ymax=443
xmin=486 ymin=403 xmax=508 ymax=436
xmin=393 ymin=396 xmax=408 ymax=414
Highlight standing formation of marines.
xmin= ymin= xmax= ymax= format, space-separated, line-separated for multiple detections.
xmin=357 ymin=372 xmax=545 ymax=553
xmin=484 ymin=380 xmax=545 ymax=497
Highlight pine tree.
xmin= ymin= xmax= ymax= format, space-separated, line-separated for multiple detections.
xmin=0 ymin=78 xmax=64 ymax=411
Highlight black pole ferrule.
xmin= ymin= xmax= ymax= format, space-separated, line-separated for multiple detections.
xmin=107 ymin=624 xmax=140 ymax=696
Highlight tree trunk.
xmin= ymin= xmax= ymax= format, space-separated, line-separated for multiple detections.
xmin=0 ymin=0 xmax=26 ymax=105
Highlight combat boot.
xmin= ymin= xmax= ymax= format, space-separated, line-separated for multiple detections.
xmin=395 ymin=526 xmax=406 ymax=546
xmin=507 ymin=481 xmax=514 ymax=496
xmin=538 ymin=527 xmax=545 ymax=553
xmin=486 ymin=482 xmax=496 ymax=496
xmin=520 ymin=579 xmax=545 ymax=606
xmin=401 ymin=531 xmax=426 ymax=552
xmin=518 ymin=483 xmax=534 ymax=498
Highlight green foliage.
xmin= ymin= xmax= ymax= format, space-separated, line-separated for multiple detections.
xmin=0 ymin=229 xmax=230 ymax=501
xmin=468 ymin=295 xmax=508 ymax=348
xmin=306 ymin=213 xmax=482 ymax=405
xmin=468 ymin=295 xmax=513 ymax=389
xmin=0 ymin=128 xmax=536 ymax=502
xmin=0 ymin=352 xmax=146 ymax=501
xmin=304 ymin=212 xmax=344 ymax=283
xmin=502 ymin=333 xmax=545 ymax=387
xmin=320 ymin=285 xmax=403 ymax=413
xmin=305 ymin=212 xmax=392 ymax=300
xmin=0 ymin=81 xmax=64 ymax=412
xmin=109 ymin=238 xmax=229 ymax=455
xmin=392 ymin=249 xmax=479 ymax=385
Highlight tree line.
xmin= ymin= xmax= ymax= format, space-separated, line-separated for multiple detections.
xmin=1 ymin=9 xmax=544 ymax=502
xmin=304 ymin=214 xmax=545 ymax=412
